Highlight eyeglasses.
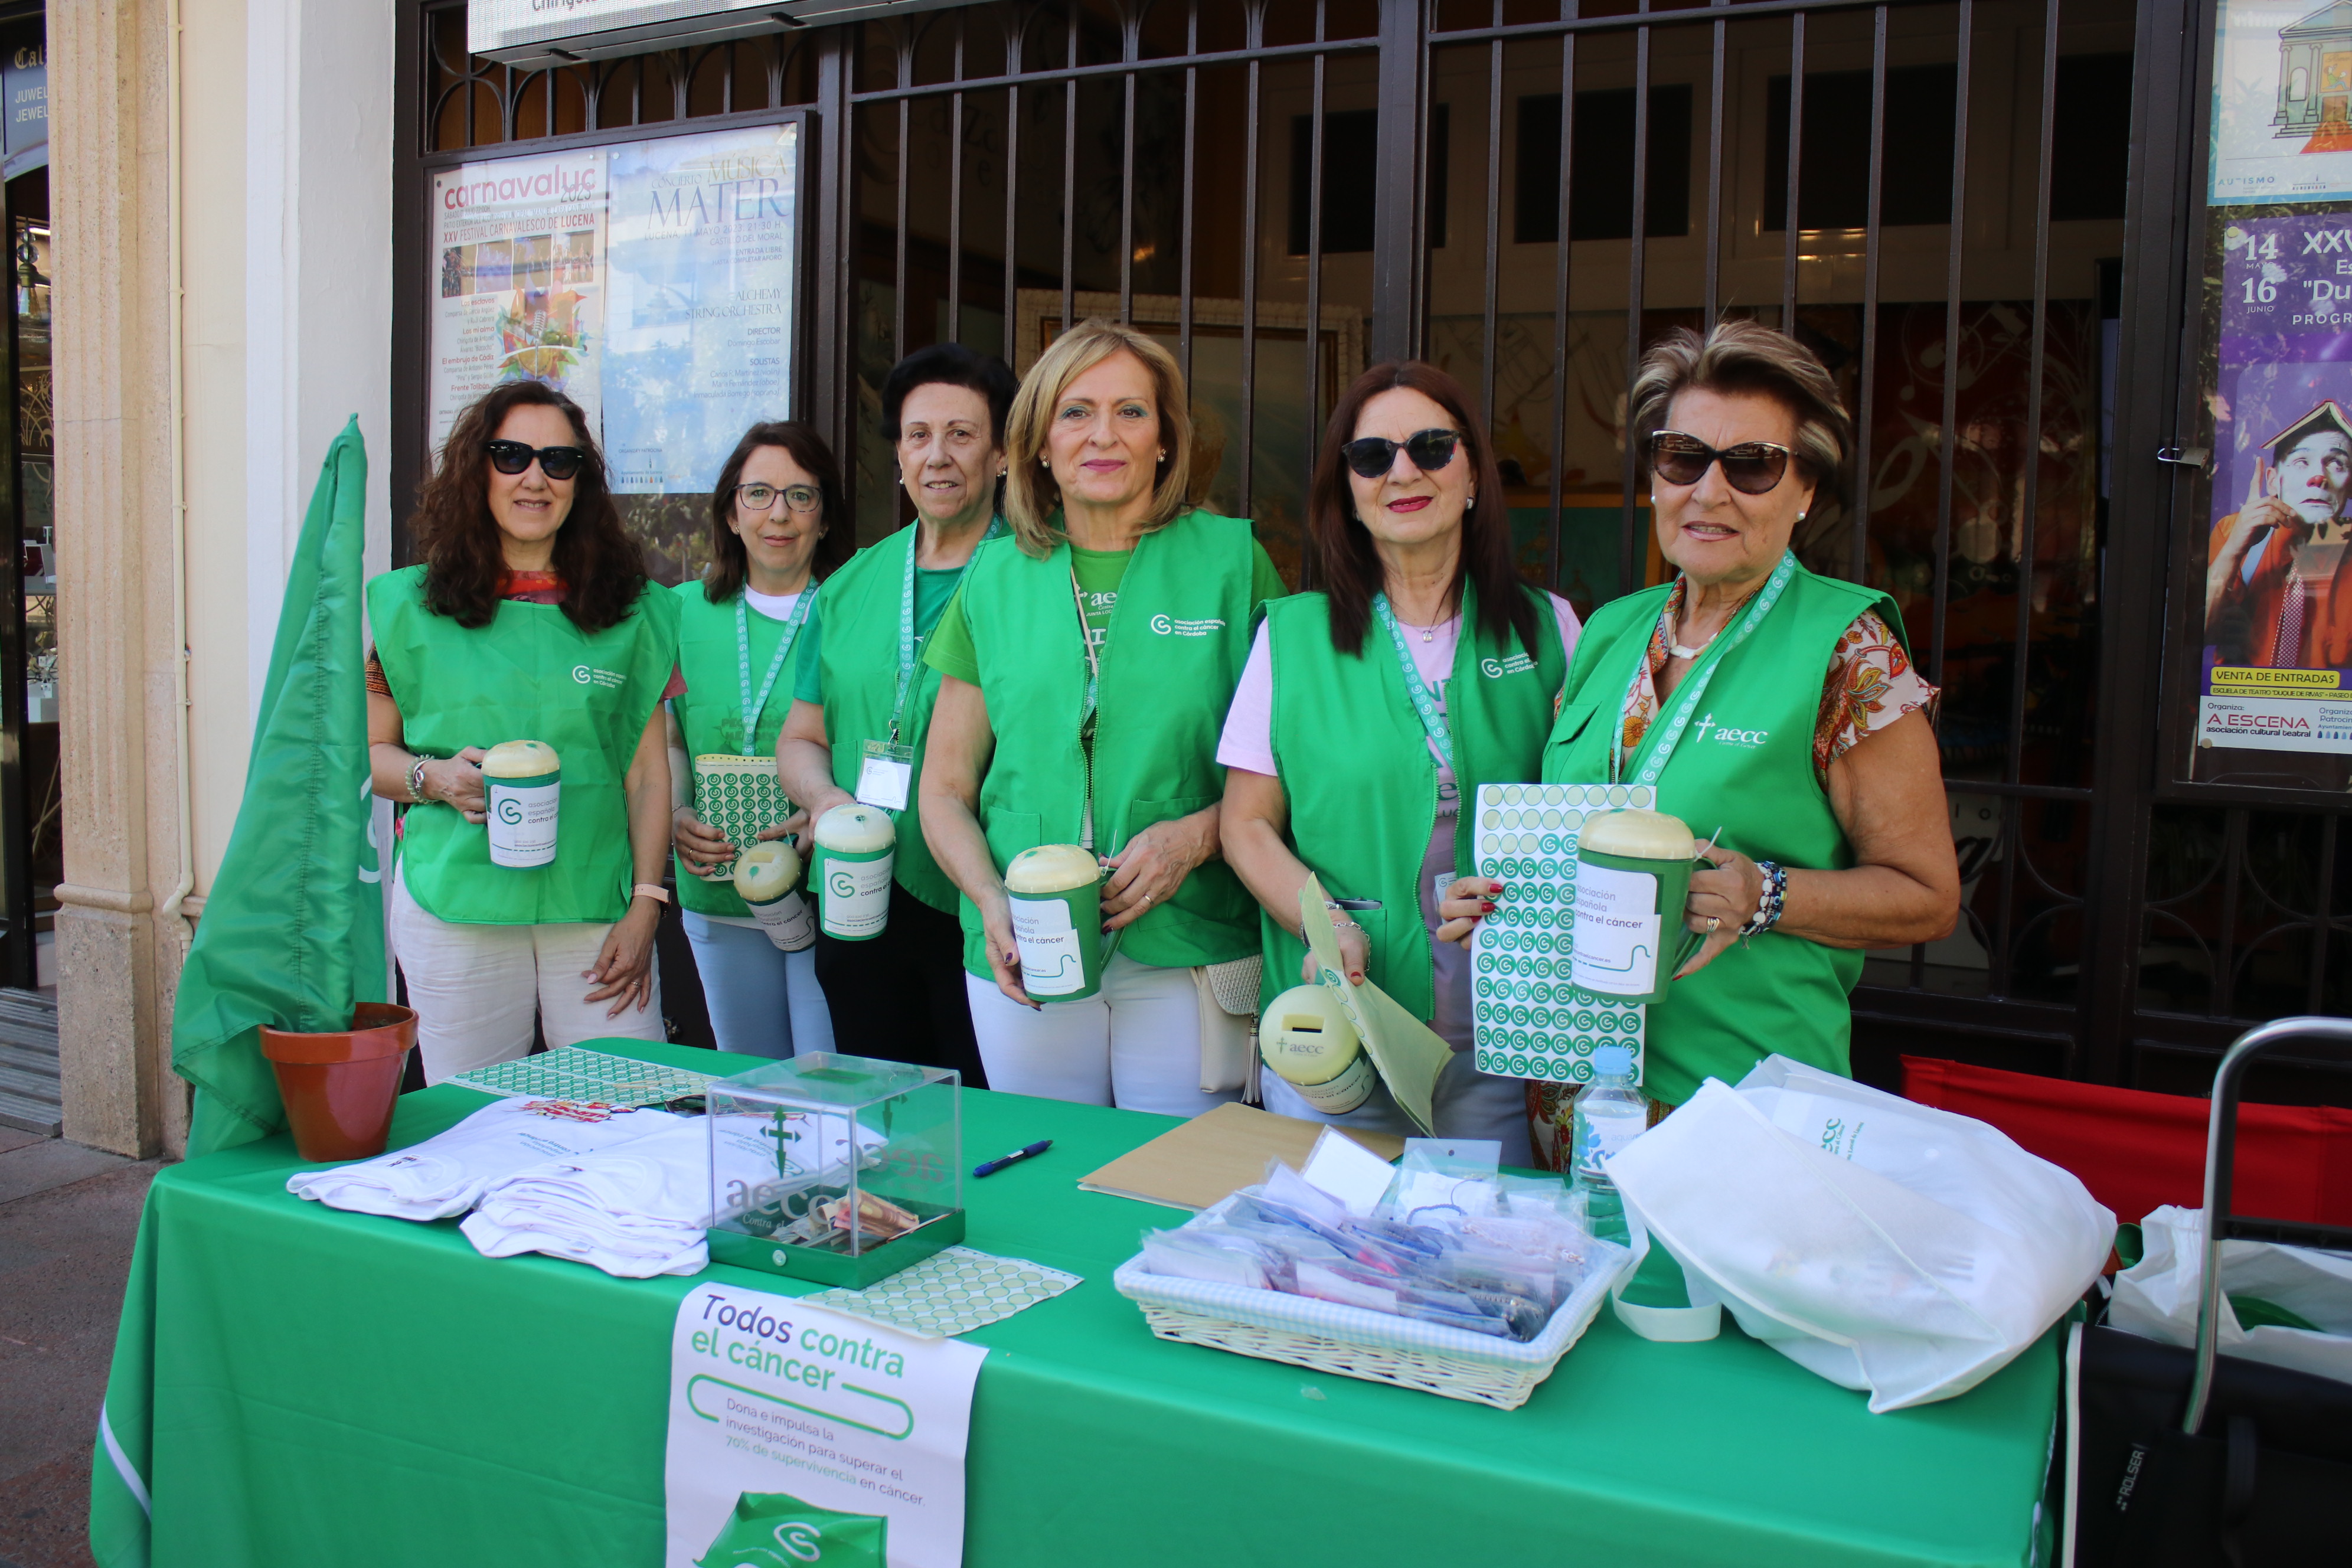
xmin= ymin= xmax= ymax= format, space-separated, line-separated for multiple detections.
xmin=1340 ymin=427 xmax=1462 ymax=480
xmin=1648 ymin=431 xmax=1792 ymax=495
xmin=734 ymin=482 xmax=824 ymax=515
xmin=484 ymin=440 xmax=589 ymax=481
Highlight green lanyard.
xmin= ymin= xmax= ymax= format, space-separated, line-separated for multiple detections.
xmin=888 ymin=516 xmax=1006 ymax=743
xmin=1370 ymin=592 xmax=1457 ymax=777
xmin=1609 ymin=549 xmax=1796 ymax=785
xmin=736 ymin=584 xmax=815 ymax=747
xmin=1067 ymin=560 xmax=1107 ymax=851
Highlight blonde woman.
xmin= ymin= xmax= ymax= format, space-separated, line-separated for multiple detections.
xmin=919 ymin=319 xmax=1288 ymax=1113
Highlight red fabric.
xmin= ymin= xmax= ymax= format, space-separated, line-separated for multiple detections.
xmin=1901 ymin=1056 xmax=2352 ymax=1228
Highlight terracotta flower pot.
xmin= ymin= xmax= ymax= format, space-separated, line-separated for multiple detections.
xmin=260 ymin=1002 xmax=418 ymax=1163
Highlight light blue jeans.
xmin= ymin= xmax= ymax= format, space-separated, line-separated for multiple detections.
xmin=681 ymin=910 xmax=836 ymax=1059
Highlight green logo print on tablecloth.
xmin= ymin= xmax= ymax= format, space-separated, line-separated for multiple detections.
xmin=1469 ymin=782 xmax=1652 ymax=1085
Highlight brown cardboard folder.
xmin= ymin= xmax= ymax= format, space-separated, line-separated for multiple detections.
xmin=1075 ymin=1102 xmax=1406 ymax=1212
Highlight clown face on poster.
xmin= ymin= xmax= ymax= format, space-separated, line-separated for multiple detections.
xmin=2201 ymin=213 xmax=2352 ymax=754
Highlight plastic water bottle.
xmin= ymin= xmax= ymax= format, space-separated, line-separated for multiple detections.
xmin=1569 ymin=1045 xmax=1650 ymax=1244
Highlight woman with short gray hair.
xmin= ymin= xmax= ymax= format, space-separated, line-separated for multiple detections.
xmin=1504 ymin=318 xmax=1962 ymax=1167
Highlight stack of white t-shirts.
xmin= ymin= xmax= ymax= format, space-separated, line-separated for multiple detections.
xmin=285 ymin=1099 xmax=681 ymax=1221
xmin=462 ymin=1109 xmax=891 ymax=1278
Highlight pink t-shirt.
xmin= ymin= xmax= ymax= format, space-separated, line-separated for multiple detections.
xmin=1217 ymin=592 xmax=1582 ymax=788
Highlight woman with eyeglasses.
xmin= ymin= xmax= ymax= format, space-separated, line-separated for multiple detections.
xmin=1520 ymin=319 xmax=1959 ymax=1165
xmin=776 ymin=345 xmax=1019 ymax=1088
xmin=1220 ymin=362 xmax=1580 ymax=1154
xmin=665 ymin=423 xmax=852 ymax=1058
xmin=367 ymin=381 xmax=682 ymax=1083
xmin=919 ymin=319 xmax=1289 ymax=1114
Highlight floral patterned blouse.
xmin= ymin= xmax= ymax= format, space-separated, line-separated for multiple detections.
xmin=1615 ymin=576 xmax=1939 ymax=779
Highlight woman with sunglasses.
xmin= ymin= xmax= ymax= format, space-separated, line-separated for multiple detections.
xmin=919 ymin=319 xmax=1289 ymax=1114
xmin=1520 ymin=319 xmax=1959 ymax=1164
xmin=1220 ymin=362 xmax=1579 ymax=1152
xmin=665 ymin=423 xmax=852 ymax=1057
xmin=367 ymin=381 xmax=681 ymax=1083
xmin=776 ymin=345 xmax=1020 ymax=1088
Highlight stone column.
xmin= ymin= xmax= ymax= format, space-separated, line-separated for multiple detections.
xmin=51 ymin=0 xmax=183 ymax=1158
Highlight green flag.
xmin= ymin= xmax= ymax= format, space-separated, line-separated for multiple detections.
xmin=92 ymin=422 xmax=385 ymax=1568
xmin=172 ymin=416 xmax=385 ymax=1154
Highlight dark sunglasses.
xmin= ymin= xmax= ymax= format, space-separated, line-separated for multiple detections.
xmin=1341 ymin=427 xmax=1462 ymax=481
xmin=485 ymin=439 xmax=589 ymax=481
xmin=1648 ymin=431 xmax=1791 ymax=495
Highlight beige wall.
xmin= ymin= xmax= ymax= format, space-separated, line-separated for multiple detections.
xmin=51 ymin=0 xmax=393 ymax=1158
xmin=182 ymin=0 xmax=249 ymax=903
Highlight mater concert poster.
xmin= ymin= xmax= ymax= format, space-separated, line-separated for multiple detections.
xmin=2201 ymin=212 xmax=2352 ymax=756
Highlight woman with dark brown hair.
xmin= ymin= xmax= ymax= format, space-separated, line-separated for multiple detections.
xmin=365 ymin=381 xmax=681 ymax=1084
xmin=1219 ymin=361 xmax=1580 ymax=1153
xmin=664 ymin=422 xmax=851 ymax=1058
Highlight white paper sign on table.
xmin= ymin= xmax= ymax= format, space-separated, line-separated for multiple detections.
xmin=665 ymin=1280 xmax=987 ymax=1568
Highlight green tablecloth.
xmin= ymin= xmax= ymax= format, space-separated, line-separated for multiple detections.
xmin=96 ymin=1039 xmax=2057 ymax=1568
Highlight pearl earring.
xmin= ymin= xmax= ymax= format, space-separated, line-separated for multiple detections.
xmin=1797 ymin=511 xmax=1807 ymax=522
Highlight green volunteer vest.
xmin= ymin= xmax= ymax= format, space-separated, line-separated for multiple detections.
xmin=669 ymin=579 xmax=809 ymax=919
xmin=367 ymin=566 xmax=680 ymax=925
xmin=955 ymin=509 xmax=1263 ymax=974
xmin=815 ymin=524 xmax=962 ymax=914
xmin=1261 ymin=582 xmax=1567 ymax=1020
xmin=1541 ymin=561 xmax=1903 ymax=1105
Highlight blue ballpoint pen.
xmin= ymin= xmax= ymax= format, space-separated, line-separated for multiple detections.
xmin=974 ymin=1139 xmax=1053 ymax=1178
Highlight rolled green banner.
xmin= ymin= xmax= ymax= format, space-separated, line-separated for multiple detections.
xmin=482 ymin=739 xmax=560 ymax=868
xmin=1571 ymin=807 xmax=1702 ymax=1005
xmin=732 ymin=840 xmax=815 ymax=952
xmin=1259 ymin=982 xmax=1375 ymax=1113
xmin=812 ymin=803 xmax=894 ymax=941
xmin=1003 ymin=843 xmax=1104 ymax=1001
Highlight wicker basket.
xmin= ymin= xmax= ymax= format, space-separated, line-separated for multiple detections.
xmin=1112 ymin=1244 xmax=1631 ymax=1410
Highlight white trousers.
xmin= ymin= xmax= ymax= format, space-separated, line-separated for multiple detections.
xmin=391 ymin=867 xmax=666 ymax=1085
xmin=965 ymin=953 xmax=1243 ymax=1118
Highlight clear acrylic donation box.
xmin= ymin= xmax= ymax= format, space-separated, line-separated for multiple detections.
xmin=705 ymin=1053 xmax=964 ymax=1288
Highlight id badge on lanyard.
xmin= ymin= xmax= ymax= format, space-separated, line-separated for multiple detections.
xmin=856 ymin=518 xmax=1005 ymax=813
xmin=855 ymin=740 xmax=915 ymax=811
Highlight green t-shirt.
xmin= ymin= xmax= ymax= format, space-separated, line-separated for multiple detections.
xmin=925 ymin=538 xmax=1288 ymax=685
xmin=790 ymin=564 xmax=967 ymax=705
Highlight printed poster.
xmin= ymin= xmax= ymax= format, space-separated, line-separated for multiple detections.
xmin=428 ymin=151 xmax=605 ymax=451
xmin=424 ymin=122 xmax=799 ymax=496
xmin=2211 ymin=0 xmax=2352 ymax=205
xmin=2199 ymin=212 xmax=2352 ymax=754
xmin=603 ymin=123 xmax=799 ymax=494
xmin=666 ymin=1281 xmax=985 ymax=1568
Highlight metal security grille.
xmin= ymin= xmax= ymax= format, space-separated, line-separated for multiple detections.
xmin=394 ymin=0 xmax=2352 ymax=1100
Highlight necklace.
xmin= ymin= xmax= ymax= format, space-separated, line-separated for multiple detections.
xmin=1668 ymin=613 xmax=1720 ymax=661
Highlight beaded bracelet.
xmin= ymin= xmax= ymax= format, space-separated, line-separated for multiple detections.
xmin=1739 ymin=860 xmax=1787 ymax=937
xmin=405 ymin=753 xmax=431 ymax=805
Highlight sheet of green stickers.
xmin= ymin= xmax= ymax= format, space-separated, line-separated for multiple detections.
xmin=448 ymin=1046 xmax=711 ymax=1108
xmin=1469 ymin=782 xmax=1652 ymax=1087
xmin=798 ymin=1246 xmax=1083 ymax=1338
xmin=691 ymin=754 xmax=793 ymax=881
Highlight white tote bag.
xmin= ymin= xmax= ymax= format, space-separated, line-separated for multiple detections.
xmin=1605 ymin=1055 xmax=2115 ymax=1412
xmin=2108 ymin=1204 xmax=2352 ymax=1387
